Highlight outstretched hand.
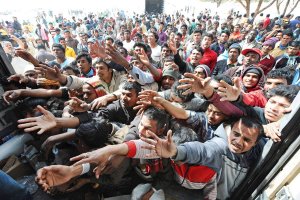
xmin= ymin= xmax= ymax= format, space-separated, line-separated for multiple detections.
xmin=263 ymin=122 xmax=281 ymax=143
xmin=34 ymin=64 xmax=66 ymax=83
xmin=217 ymin=77 xmax=242 ymax=102
xmin=89 ymin=41 xmax=107 ymax=58
xmin=134 ymin=90 xmax=164 ymax=113
xmin=178 ymin=73 xmax=212 ymax=96
xmin=136 ymin=48 xmax=150 ymax=67
xmin=67 ymin=97 xmax=90 ymax=113
xmin=105 ymin=43 xmax=130 ymax=69
xmin=35 ymin=165 xmax=75 ymax=192
xmin=70 ymin=147 xmax=112 ymax=179
xmin=3 ymin=90 xmax=22 ymax=104
xmin=15 ymin=49 xmax=39 ymax=66
xmin=7 ymin=74 xmax=29 ymax=84
xmin=18 ymin=105 xmax=56 ymax=134
xmin=140 ymin=130 xmax=177 ymax=158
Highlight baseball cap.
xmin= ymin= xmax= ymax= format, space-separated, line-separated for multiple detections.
xmin=241 ymin=48 xmax=262 ymax=58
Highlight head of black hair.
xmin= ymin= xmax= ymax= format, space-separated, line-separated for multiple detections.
xmin=76 ymin=53 xmax=92 ymax=64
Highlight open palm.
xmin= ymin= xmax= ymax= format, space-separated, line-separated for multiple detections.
xmin=18 ymin=105 xmax=56 ymax=134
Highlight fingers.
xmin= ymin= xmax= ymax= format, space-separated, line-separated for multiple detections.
xmin=18 ymin=121 xmax=38 ymax=128
xmin=166 ymin=129 xmax=173 ymax=143
xmin=177 ymin=83 xmax=192 ymax=90
xmin=183 ymin=72 xmax=198 ymax=80
xmin=36 ymin=105 xmax=49 ymax=115
xmin=178 ymin=78 xmax=194 ymax=85
xmin=181 ymin=88 xmax=193 ymax=96
xmin=233 ymin=77 xmax=241 ymax=90
xmin=3 ymin=92 xmax=12 ymax=104
xmin=70 ymin=153 xmax=86 ymax=163
xmin=141 ymin=136 xmax=157 ymax=146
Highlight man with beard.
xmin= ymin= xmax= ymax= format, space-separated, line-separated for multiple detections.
xmin=240 ymin=29 xmax=262 ymax=50
xmin=224 ymin=48 xmax=261 ymax=78
xmin=212 ymin=43 xmax=241 ymax=77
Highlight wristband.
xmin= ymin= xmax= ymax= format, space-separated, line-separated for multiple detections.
xmin=80 ymin=163 xmax=90 ymax=175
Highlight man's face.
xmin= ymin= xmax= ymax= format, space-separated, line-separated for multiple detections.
xmin=201 ymin=36 xmax=212 ymax=49
xmin=161 ymin=47 xmax=171 ymax=58
xmin=273 ymin=25 xmax=280 ymax=30
xmin=134 ymin=36 xmax=142 ymax=43
xmin=119 ymin=48 xmax=127 ymax=58
xmin=228 ymin=48 xmax=239 ymax=62
xmin=64 ymin=32 xmax=71 ymax=38
xmin=138 ymin=115 xmax=162 ymax=138
xmin=242 ymin=72 xmax=259 ymax=88
xmin=175 ymin=35 xmax=181 ymax=46
xmin=77 ymin=57 xmax=91 ymax=74
xmin=131 ymin=59 xmax=147 ymax=71
xmin=190 ymin=49 xmax=202 ymax=64
xmin=219 ymin=33 xmax=229 ymax=43
xmin=82 ymin=84 xmax=97 ymax=103
xmin=287 ymin=46 xmax=300 ymax=56
xmin=233 ymin=25 xmax=240 ymax=32
xmin=264 ymin=78 xmax=287 ymax=91
xmin=242 ymin=52 xmax=260 ymax=66
xmin=181 ymin=26 xmax=187 ymax=34
xmin=134 ymin=46 xmax=143 ymax=55
xmin=194 ymin=67 xmax=206 ymax=78
xmin=52 ymin=47 xmax=65 ymax=58
xmin=264 ymin=96 xmax=290 ymax=122
xmin=248 ymin=31 xmax=257 ymax=42
xmin=276 ymin=32 xmax=283 ymax=40
xmin=206 ymin=104 xmax=227 ymax=126
xmin=148 ymin=33 xmax=156 ymax=44
xmin=281 ymin=35 xmax=292 ymax=46
xmin=80 ymin=34 xmax=88 ymax=43
xmin=228 ymin=120 xmax=259 ymax=154
xmin=59 ymin=39 xmax=66 ymax=47
xmin=161 ymin=76 xmax=175 ymax=90
xmin=94 ymin=63 xmax=112 ymax=80
xmin=261 ymin=45 xmax=273 ymax=55
xmin=121 ymin=89 xmax=138 ymax=107
xmin=193 ymin=33 xmax=201 ymax=43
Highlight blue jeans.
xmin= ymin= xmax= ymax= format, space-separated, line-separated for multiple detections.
xmin=0 ymin=170 xmax=31 ymax=200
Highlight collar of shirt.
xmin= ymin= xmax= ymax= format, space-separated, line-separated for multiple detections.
xmin=261 ymin=54 xmax=270 ymax=60
xmin=227 ymin=60 xmax=238 ymax=66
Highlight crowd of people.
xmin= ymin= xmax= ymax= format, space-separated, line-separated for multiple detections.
xmin=0 ymin=8 xmax=300 ymax=200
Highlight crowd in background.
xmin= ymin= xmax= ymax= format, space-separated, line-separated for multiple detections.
xmin=0 ymin=8 xmax=300 ymax=200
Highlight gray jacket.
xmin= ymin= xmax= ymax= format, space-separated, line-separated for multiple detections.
xmin=173 ymin=124 xmax=263 ymax=199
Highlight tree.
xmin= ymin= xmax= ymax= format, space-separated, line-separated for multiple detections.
xmin=236 ymin=0 xmax=277 ymax=18
xmin=213 ymin=0 xmax=223 ymax=7
xmin=276 ymin=0 xmax=300 ymax=16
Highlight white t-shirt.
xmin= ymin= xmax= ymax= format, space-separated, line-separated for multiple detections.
xmin=123 ymin=40 xmax=135 ymax=52
xmin=151 ymin=45 xmax=161 ymax=62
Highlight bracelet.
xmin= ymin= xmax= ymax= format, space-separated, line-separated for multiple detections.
xmin=80 ymin=163 xmax=90 ymax=175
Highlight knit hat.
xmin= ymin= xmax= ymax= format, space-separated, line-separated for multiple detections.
xmin=263 ymin=37 xmax=278 ymax=49
xmin=194 ymin=64 xmax=211 ymax=78
xmin=243 ymin=67 xmax=262 ymax=79
xmin=85 ymin=80 xmax=107 ymax=97
xmin=162 ymin=69 xmax=180 ymax=80
xmin=229 ymin=43 xmax=242 ymax=54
